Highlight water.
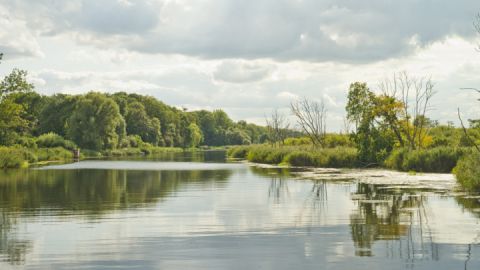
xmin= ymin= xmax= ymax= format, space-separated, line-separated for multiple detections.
xmin=0 ymin=151 xmax=479 ymax=269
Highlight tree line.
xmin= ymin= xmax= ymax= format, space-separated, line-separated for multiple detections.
xmin=0 ymin=55 xmax=270 ymax=151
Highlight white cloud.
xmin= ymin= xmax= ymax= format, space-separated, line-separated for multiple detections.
xmin=213 ymin=60 xmax=275 ymax=83
xmin=1 ymin=1 xmax=479 ymax=131
xmin=0 ymin=5 xmax=43 ymax=58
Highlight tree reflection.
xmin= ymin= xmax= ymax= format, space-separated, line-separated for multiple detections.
xmin=0 ymin=167 xmax=232 ymax=264
xmin=349 ymin=183 xmax=439 ymax=263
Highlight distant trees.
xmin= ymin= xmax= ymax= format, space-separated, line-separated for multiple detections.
xmin=290 ymin=97 xmax=327 ymax=147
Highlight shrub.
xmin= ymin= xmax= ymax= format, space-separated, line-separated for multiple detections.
xmin=36 ymin=132 xmax=77 ymax=151
xmin=227 ymin=145 xmax=251 ymax=159
xmin=284 ymin=151 xmax=317 ymax=166
xmin=34 ymin=147 xmax=73 ymax=161
xmin=15 ymin=137 xmax=38 ymax=149
xmin=323 ymin=147 xmax=358 ymax=168
xmin=0 ymin=147 xmax=35 ymax=168
xmin=454 ymin=153 xmax=480 ymax=191
xmin=385 ymin=147 xmax=468 ymax=173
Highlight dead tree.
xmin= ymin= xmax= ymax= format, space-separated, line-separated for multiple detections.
xmin=290 ymin=97 xmax=327 ymax=147
xmin=379 ymin=72 xmax=435 ymax=149
xmin=265 ymin=109 xmax=290 ymax=147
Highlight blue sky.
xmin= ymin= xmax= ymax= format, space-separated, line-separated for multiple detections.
xmin=1 ymin=0 xmax=480 ymax=130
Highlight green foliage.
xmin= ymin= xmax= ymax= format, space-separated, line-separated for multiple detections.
xmin=346 ymin=82 xmax=396 ymax=164
xmin=125 ymin=101 xmax=163 ymax=146
xmin=38 ymin=94 xmax=76 ymax=136
xmin=454 ymin=153 xmax=480 ymax=191
xmin=15 ymin=136 xmax=37 ymax=149
xmin=67 ymin=92 xmax=125 ymax=150
xmin=36 ymin=132 xmax=77 ymax=150
xmin=284 ymin=147 xmax=358 ymax=168
xmin=186 ymin=123 xmax=203 ymax=148
xmin=384 ymin=147 xmax=468 ymax=173
xmin=0 ymin=69 xmax=34 ymax=98
xmin=34 ymin=147 xmax=73 ymax=162
xmin=227 ymin=145 xmax=251 ymax=159
xmin=229 ymin=145 xmax=358 ymax=168
xmin=0 ymin=147 xmax=33 ymax=168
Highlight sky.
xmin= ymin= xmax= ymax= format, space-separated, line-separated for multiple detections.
xmin=1 ymin=0 xmax=480 ymax=131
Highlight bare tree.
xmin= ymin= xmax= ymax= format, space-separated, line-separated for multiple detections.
xmin=379 ymin=72 xmax=436 ymax=149
xmin=290 ymin=97 xmax=327 ymax=147
xmin=457 ymin=108 xmax=480 ymax=153
xmin=265 ymin=109 xmax=290 ymax=146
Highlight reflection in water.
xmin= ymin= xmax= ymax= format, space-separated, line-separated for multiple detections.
xmin=0 ymin=165 xmax=232 ymax=265
xmin=0 ymin=155 xmax=479 ymax=269
xmin=350 ymin=183 xmax=440 ymax=264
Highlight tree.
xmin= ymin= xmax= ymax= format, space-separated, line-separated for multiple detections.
xmin=346 ymin=82 xmax=395 ymax=163
xmin=290 ymin=97 xmax=327 ymax=147
xmin=38 ymin=94 xmax=77 ymax=136
xmin=379 ymin=72 xmax=435 ymax=149
xmin=0 ymin=69 xmax=34 ymax=99
xmin=0 ymin=64 xmax=36 ymax=145
xmin=67 ymin=92 xmax=125 ymax=150
xmin=125 ymin=101 xmax=162 ymax=146
xmin=265 ymin=109 xmax=290 ymax=146
xmin=186 ymin=123 xmax=203 ymax=148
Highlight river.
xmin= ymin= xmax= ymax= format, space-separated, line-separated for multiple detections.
xmin=0 ymin=151 xmax=479 ymax=269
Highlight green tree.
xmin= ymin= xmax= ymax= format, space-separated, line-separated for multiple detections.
xmin=125 ymin=101 xmax=162 ymax=146
xmin=0 ymin=69 xmax=34 ymax=98
xmin=38 ymin=94 xmax=77 ymax=136
xmin=0 ymin=66 xmax=35 ymax=145
xmin=346 ymin=82 xmax=395 ymax=164
xmin=67 ymin=92 xmax=125 ymax=150
xmin=186 ymin=123 xmax=203 ymax=148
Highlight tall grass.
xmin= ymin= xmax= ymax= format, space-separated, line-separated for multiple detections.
xmin=384 ymin=147 xmax=468 ymax=173
xmin=453 ymin=153 xmax=480 ymax=191
xmin=227 ymin=145 xmax=358 ymax=168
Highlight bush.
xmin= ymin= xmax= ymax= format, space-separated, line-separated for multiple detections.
xmin=230 ymin=144 xmax=358 ymax=168
xmin=36 ymin=132 xmax=77 ymax=151
xmin=34 ymin=147 xmax=73 ymax=161
xmin=284 ymin=151 xmax=317 ymax=166
xmin=385 ymin=147 xmax=468 ymax=173
xmin=454 ymin=153 xmax=480 ymax=191
xmin=227 ymin=145 xmax=251 ymax=159
xmin=15 ymin=137 xmax=38 ymax=149
xmin=0 ymin=147 xmax=35 ymax=168
xmin=322 ymin=147 xmax=358 ymax=167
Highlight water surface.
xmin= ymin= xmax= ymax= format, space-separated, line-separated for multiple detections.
xmin=0 ymin=151 xmax=479 ymax=269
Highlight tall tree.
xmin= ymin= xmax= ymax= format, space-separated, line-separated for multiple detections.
xmin=67 ymin=92 xmax=125 ymax=150
xmin=125 ymin=101 xmax=163 ymax=146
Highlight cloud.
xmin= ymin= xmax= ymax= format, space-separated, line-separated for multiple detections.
xmin=2 ymin=0 xmax=479 ymax=62
xmin=213 ymin=60 xmax=275 ymax=83
xmin=0 ymin=5 xmax=43 ymax=58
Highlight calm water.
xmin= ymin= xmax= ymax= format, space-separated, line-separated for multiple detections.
xmin=0 ymin=151 xmax=479 ymax=270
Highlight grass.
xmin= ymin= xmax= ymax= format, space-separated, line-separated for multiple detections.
xmin=227 ymin=145 xmax=358 ymax=168
xmin=453 ymin=153 xmax=480 ymax=191
xmin=102 ymin=146 xmax=184 ymax=157
xmin=228 ymin=144 xmax=472 ymax=173
xmin=384 ymin=147 xmax=468 ymax=173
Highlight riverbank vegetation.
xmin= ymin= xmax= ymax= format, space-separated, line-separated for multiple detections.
xmin=0 ymin=53 xmax=274 ymax=168
xmin=228 ymin=73 xmax=480 ymax=192
xmin=1 ymin=51 xmax=479 ymax=192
